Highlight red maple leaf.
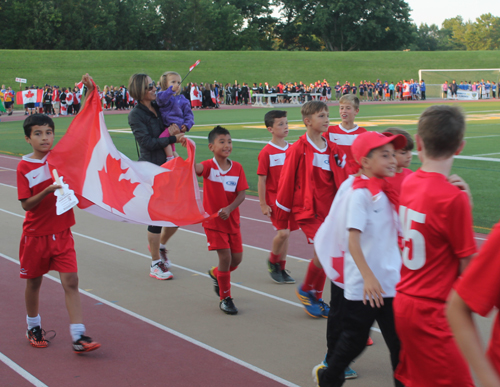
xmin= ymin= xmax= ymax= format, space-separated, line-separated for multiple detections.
xmin=98 ymin=155 xmax=139 ymax=214
xmin=26 ymin=90 xmax=34 ymax=98
xmin=193 ymin=89 xmax=199 ymax=97
xmin=331 ymin=256 xmax=344 ymax=284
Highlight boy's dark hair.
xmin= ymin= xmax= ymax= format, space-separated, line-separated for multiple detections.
xmin=23 ymin=114 xmax=55 ymax=137
xmin=418 ymin=105 xmax=465 ymax=158
xmin=385 ymin=127 xmax=414 ymax=151
xmin=208 ymin=125 xmax=230 ymax=143
xmin=301 ymin=100 xmax=328 ymax=119
xmin=264 ymin=110 xmax=287 ymax=128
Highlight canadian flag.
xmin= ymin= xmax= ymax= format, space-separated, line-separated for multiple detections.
xmin=189 ymin=60 xmax=201 ymax=72
xmin=17 ymin=89 xmax=43 ymax=105
xmin=66 ymin=92 xmax=74 ymax=105
xmin=47 ymin=81 xmax=214 ymax=227
xmin=190 ymin=85 xmax=202 ymax=107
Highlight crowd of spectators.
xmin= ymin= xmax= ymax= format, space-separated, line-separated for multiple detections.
xmin=2 ymin=77 xmax=498 ymax=117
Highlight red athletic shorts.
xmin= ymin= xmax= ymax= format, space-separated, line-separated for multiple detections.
xmin=204 ymin=228 xmax=243 ymax=253
xmin=19 ymin=229 xmax=77 ymax=279
xmin=297 ymin=219 xmax=323 ymax=244
xmin=393 ymin=292 xmax=474 ymax=387
xmin=270 ymin=206 xmax=299 ymax=232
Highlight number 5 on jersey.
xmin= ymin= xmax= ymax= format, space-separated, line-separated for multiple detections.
xmin=399 ymin=206 xmax=427 ymax=270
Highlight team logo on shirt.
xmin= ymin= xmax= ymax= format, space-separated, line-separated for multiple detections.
xmin=20 ymin=268 xmax=28 ymax=275
xmin=226 ymin=181 xmax=237 ymax=186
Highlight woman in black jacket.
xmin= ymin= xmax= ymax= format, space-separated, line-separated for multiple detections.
xmin=128 ymin=73 xmax=185 ymax=280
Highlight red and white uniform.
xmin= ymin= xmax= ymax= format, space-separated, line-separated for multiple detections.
xmin=200 ymin=158 xmax=248 ymax=234
xmin=456 ymin=221 xmax=500 ymax=375
xmin=394 ymin=169 xmax=476 ymax=387
xmin=17 ymin=153 xmax=76 ymax=278
xmin=74 ymin=91 xmax=82 ymax=104
xmin=324 ymin=124 xmax=367 ymax=161
xmin=17 ymin=153 xmax=75 ymax=236
xmin=385 ymin=167 xmax=413 ymax=196
xmin=275 ymin=134 xmax=350 ymax=241
xmin=257 ymin=142 xmax=298 ymax=230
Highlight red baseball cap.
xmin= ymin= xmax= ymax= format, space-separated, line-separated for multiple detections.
xmin=351 ymin=131 xmax=407 ymax=164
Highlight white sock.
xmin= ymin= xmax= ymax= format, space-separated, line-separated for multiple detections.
xmin=70 ymin=323 xmax=86 ymax=342
xmin=159 ymin=243 xmax=166 ymax=250
xmin=151 ymin=259 xmax=161 ymax=266
xmin=27 ymin=315 xmax=41 ymax=330
xmin=166 ymin=156 xmax=175 ymax=161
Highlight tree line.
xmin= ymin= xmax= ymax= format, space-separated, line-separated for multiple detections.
xmin=0 ymin=0 xmax=498 ymax=51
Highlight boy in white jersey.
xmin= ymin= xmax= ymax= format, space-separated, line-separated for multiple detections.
xmin=258 ymin=110 xmax=298 ymax=284
xmin=313 ymin=131 xmax=406 ymax=387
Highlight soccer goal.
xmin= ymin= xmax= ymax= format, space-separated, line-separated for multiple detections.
xmin=419 ymin=69 xmax=500 ymax=99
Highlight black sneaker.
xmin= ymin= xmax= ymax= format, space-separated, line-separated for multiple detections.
xmin=208 ymin=267 xmax=220 ymax=296
xmin=26 ymin=326 xmax=55 ymax=348
xmin=267 ymin=260 xmax=284 ymax=284
xmin=219 ymin=297 xmax=238 ymax=315
xmin=73 ymin=335 xmax=101 ymax=354
xmin=281 ymin=270 xmax=296 ymax=284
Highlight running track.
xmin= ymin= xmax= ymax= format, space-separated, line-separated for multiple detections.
xmin=0 ymin=151 xmax=489 ymax=386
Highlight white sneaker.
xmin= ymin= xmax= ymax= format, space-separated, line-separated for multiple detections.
xmin=150 ymin=261 xmax=173 ymax=280
xmin=159 ymin=248 xmax=172 ymax=268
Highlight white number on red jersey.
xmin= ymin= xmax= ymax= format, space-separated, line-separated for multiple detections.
xmin=399 ymin=205 xmax=427 ymax=270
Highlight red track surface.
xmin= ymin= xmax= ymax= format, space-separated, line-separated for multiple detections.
xmin=0 ymin=258 xmax=285 ymax=387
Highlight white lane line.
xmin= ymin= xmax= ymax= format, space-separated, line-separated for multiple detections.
xmin=0 ymin=351 xmax=49 ymax=387
xmin=411 ymin=151 xmax=500 ymax=163
xmin=0 ymin=166 xmax=16 ymax=171
xmin=0 ymin=155 xmax=22 ymax=160
xmin=107 ymin=109 xmax=500 ymax=134
xmin=241 ymin=215 xmax=272 ymax=224
xmin=471 ymin=152 xmax=500 ymax=157
xmin=0 ymin=253 xmax=300 ymax=387
xmin=465 ymin=135 xmax=500 ymax=140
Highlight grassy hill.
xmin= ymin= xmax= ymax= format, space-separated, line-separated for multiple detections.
xmin=1 ymin=50 xmax=500 ymax=90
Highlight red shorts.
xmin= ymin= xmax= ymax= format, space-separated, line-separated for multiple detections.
xmin=19 ymin=229 xmax=78 ymax=279
xmin=393 ymin=293 xmax=474 ymax=387
xmin=297 ymin=219 xmax=323 ymax=244
xmin=270 ymin=206 xmax=299 ymax=232
xmin=204 ymin=228 xmax=243 ymax=253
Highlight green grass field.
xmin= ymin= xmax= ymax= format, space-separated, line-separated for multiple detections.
xmin=1 ymin=100 xmax=499 ymax=232
xmin=1 ymin=50 xmax=500 ymax=93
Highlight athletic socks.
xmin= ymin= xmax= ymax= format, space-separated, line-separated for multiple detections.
xmin=151 ymin=259 xmax=161 ymax=266
xmin=301 ymin=260 xmax=323 ymax=298
xmin=269 ymin=252 xmax=280 ymax=264
xmin=159 ymin=243 xmax=166 ymax=250
xmin=217 ymin=271 xmax=231 ymax=300
xmin=27 ymin=315 xmax=41 ymax=330
xmin=280 ymin=260 xmax=287 ymax=271
xmin=314 ymin=269 xmax=327 ymax=300
xmin=70 ymin=323 xmax=86 ymax=342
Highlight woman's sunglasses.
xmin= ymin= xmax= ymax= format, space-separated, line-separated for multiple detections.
xmin=146 ymin=82 xmax=156 ymax=91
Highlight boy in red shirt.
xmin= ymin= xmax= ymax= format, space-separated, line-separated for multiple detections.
xmin=257 ymin=110 xmax=298 ymax=284
xmin=448 ymin=222 xmax=500 ymax=387
xmin=196 ymin=126 xmax=249 ymax=315
xmin=384 ymin=127 xmax=414 ymax=195
xmin=324 ymin=95 xmax=366 ymax=173
xmin=275 ymin=101 xmax=350 ymax=318
xmin=394 ymin=105 xmax=476 ymax=386
xmin=18 ymin=111 xmax=100 ymax=352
